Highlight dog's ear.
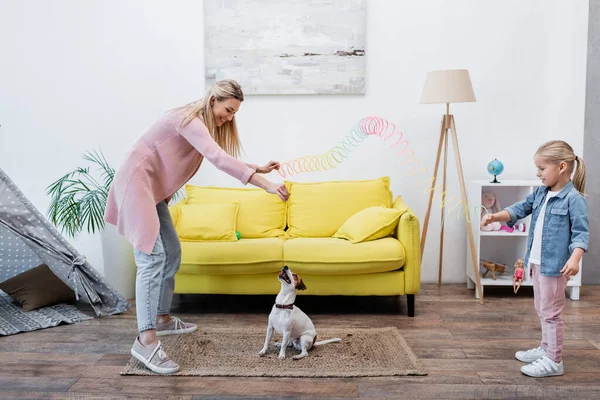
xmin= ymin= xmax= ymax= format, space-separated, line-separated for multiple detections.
xmin=296 ymin=279 xmax=307 ymax=291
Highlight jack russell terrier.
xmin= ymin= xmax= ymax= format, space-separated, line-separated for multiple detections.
xmin=258 ymin=266 xmax=341 ymax=360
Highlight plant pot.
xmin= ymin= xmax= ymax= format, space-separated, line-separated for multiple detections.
xmin=100 ymin=224 xmax=136 ymax=299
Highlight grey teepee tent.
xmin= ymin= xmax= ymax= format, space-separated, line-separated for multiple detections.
xmin=0 ymin=167 xmax=130 ymax=316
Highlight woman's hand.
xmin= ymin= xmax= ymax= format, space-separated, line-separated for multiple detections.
xmin=266 ymin=182 xmax=289 ymax=202
xmin=257 ymin=161 xmax=280 ymax=174
xmin=248 ymin=173 xmax=288 ymax=201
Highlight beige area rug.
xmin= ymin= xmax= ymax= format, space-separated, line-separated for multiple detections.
xmin=121 ymin=326 xmax=426 ymax=377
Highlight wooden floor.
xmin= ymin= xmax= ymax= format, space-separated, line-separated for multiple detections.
xmin=1 ymin=284 xmax=600 ymax=399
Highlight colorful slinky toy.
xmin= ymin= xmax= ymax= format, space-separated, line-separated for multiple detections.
xmin=276 ymin=117 xmax=416 ymax=178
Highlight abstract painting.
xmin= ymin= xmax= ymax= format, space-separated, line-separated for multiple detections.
xmin=204 ymin=0 xmax=366 ymax=95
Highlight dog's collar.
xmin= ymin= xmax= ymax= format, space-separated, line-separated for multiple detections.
xmin=275 ymin=303 xmax=294 ymax=310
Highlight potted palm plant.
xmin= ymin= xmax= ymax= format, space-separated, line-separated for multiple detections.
xmin=46 ymin=150 xmax=114 ymax=238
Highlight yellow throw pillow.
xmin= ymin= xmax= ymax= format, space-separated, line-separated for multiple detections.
xmin=185 ymin=185 xmax=286 ymax=238
xmin=176 ymin=203 xmax=240 ymax=242
xmin=333 ymin=206 xmax=402 ymax=244
xmin=285 ymin=177 xmax=393 ymax=238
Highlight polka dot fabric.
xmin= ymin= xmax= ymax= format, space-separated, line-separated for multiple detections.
xmin=0 ymin=226 xmax=39 ymax=282
xmin=0 ymin=168 xmax=130 ymax=317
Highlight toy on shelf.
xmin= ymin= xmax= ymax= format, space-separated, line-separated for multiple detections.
xmin=480 ymin=192 xmax=502 ymax=231
xmin=499 ymin=223 xmax=527 ymax=233
xmin=513 ymin=258 xmax=525 ymax=293
xmin=480 ymin=259 xmax=506 ymax=280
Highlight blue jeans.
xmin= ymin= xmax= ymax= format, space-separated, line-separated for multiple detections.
xmin=133 ymin=201 xmax=181 ymax=332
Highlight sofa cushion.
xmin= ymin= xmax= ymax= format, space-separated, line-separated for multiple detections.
xmin=185 ymin=184 xmax=286 ymax=238
xmin=283 ymin=237 xmax=404 ymax=275
xmin=176 ymin=203 xmax=240 ymax=242
xmin=174 ymin=270 xmax=406 ymax=296
xmin=333 ymin=206 xmax=402 ymax=243
xmin=285 ymin=177 xmax=393 ymax=238
xmin=179 ymin=238 xmax=284 ymax=275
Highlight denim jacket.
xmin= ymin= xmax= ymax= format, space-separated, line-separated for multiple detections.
xmin=505 ymin=181 xmax=589 ymax=277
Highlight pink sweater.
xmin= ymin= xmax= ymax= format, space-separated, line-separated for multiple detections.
xmin=104 ymin=110 xmax=257 ymax=254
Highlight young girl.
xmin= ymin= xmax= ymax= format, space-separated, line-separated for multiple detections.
xmin=104 ymin=79 xmax=289 ymax=374
xmin=482 ymin=140 xmax=588 ymax=378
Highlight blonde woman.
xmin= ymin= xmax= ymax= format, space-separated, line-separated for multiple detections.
xmin=105 ymin=79 xmax=288 ymax=374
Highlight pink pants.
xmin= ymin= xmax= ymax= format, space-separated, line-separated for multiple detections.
xmin=532 ymin=263 xmax=568 ymax=363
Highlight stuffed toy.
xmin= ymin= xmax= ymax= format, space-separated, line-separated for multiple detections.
xmin=480 ymin=192 xmax=502 ymax=231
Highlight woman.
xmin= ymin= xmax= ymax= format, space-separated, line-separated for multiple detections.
xmin=104 ymin=79 xmax=289 ymax=374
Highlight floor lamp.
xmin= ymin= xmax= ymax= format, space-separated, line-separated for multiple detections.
xmin=419 ymin=69 xmax=484 ymax=303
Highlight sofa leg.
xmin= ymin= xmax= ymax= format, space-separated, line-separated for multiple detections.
xmin=407 ymin=294 xmax=415 ymax=317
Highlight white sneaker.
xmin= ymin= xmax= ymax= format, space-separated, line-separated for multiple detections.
xmin=156 ymin=316 xmax=198 ymax=337
xmin=515 ymin=346 xmax=546 ymax=363
xmin=521 ymin=355 xmax=564 ymax=377
xmin=130 ymin=338 xmax=180 ymax=375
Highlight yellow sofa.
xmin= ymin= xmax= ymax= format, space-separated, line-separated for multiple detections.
xmin=169 ymin=177 xmax=421 ymax=316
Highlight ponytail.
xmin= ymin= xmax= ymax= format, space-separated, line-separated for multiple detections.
xmin=573 ymin=156 xmax=586 ymax=195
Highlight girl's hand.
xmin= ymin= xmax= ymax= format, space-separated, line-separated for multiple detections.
xmin=266 ymin=182 xmax=289 ymax=202
xmin=481 ymin=213 xmax=494 ymax=227
xmin=257 ymin=161 xmax=280 ymax=174
xmin=560 ymin=258 xmax=580 ymax=277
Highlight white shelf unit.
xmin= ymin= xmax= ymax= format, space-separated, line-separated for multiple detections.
xmin=466 ymin=180 xmax=581 ymax=300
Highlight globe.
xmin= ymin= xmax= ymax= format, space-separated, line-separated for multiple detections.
xmin=487 ymin=159 xmax=504 ymax=183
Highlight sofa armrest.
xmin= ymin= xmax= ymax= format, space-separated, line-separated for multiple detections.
xmin=168 ymin=198 xmax=187 ymax=227
xmin=393 ymin=196 xmax=421 ymax=294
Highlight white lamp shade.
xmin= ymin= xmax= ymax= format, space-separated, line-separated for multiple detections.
xmin=420 ymin=69 xmax=476 ymax=104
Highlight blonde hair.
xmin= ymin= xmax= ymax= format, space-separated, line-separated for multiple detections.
xmin=174 ymin=79 xmax=244 ymax=158
xmin=536 ymin=140 xmax=586 ymax=194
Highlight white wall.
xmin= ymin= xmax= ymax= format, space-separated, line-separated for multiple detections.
xmin=0 ymin=0 xmax=589 ymax=283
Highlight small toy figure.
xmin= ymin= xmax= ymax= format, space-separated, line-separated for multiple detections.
xmin=480 ymin=259 xmax=506 ymax=280
xmin=498 ymin=223 xmax=527 ymax=233
xmin=513 ymin=258 xmax=525 ymax=293
xmin=515 ymin=223 xmax=527 ymax=232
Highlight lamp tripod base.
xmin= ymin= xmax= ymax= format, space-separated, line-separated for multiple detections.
xmin=420 ymin=113 xmax=484 ymax=304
